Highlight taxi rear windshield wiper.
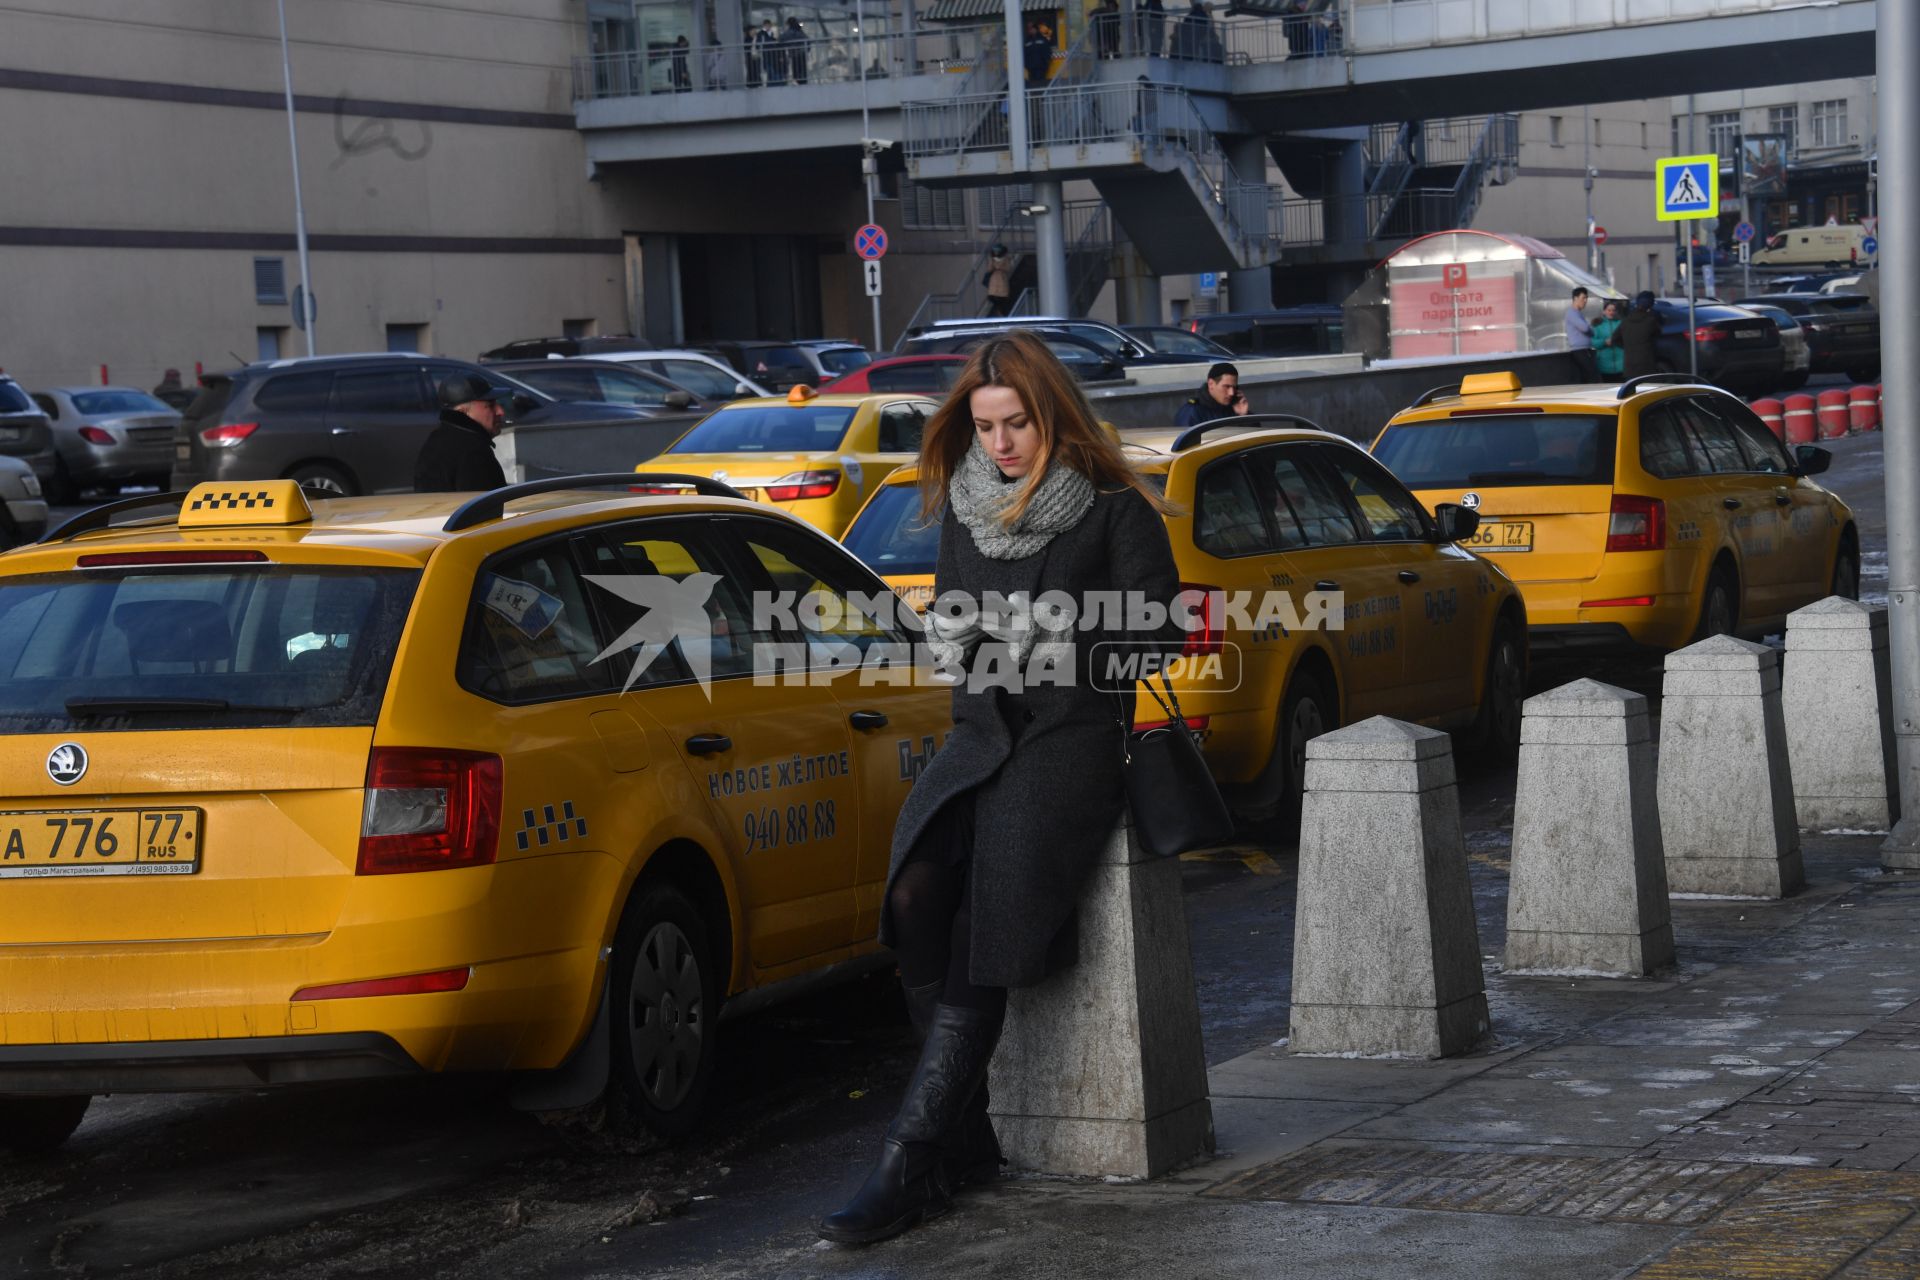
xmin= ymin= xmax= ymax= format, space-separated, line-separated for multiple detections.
xmin=64 ymin=697 xmax=300 ymax=718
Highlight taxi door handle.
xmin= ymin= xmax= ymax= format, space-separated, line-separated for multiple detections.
xmin=1314 ymin=579 xmax=1340 ymax=592
xmin=1774 ymin=492 xmax=1793 ymax=506
xmin=685 ymin=733 xmax=732 ymax=756
xmin=1723 ymin=497 xmax=1743 ymax=510
xmin=848 ymin=710 xmax=889 ymax=731
xmin=1397 ymin=570 xmax=1421 ymax=584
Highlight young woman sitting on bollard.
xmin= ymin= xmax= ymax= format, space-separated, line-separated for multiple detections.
xmin=817 ymin=330 xmax=1182 ymax=1245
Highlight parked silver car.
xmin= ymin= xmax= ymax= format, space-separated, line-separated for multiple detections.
xmin=0 ymin=376 xmax=57 ymax=489
xmin=30 ymin=385 xmax=179 ymax=501
xmin=0 ymin=454 xmax=48 ymax=549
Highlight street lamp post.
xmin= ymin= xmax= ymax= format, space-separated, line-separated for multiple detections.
xmin=276 ymin=0 xmax=317 ymax=356
xmin=1878 ymin=0 xmax=1920 ymax=867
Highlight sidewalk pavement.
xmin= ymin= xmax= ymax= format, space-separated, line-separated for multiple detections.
xmin=623 ymin=832 xmax=1920 ymax=1279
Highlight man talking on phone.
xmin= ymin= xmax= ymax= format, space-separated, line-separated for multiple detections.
xmin=1174 ymin=362 xmax=1251 ymax=428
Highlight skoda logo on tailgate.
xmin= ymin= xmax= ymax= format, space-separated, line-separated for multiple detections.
xmin=1460 ymin=492 xmax=1482 ymax=509
xmin=46 ymin=743 xmax=88 ymax=786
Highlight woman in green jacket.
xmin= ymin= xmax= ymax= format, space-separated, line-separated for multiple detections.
xmin=1592 ymin=299 xmax=1625 ymax=381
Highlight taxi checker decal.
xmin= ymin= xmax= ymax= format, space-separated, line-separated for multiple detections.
xmin=516 ymin=801 xmax=588 ymax=851
xmin=188 ymin=489 xmax=275 ymax=511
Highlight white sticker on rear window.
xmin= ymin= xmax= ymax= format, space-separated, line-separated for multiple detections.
xmin=483 ymin=574 xmax=563 ymax=639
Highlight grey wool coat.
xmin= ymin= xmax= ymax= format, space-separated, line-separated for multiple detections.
xmin=880 ymin=483 xmax=1183 ymax=988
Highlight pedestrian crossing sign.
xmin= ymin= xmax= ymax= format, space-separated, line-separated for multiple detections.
xmin=1656 ymin=155 xmax=1718 ymax=222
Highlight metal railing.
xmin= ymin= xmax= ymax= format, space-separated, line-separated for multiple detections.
xmin=572 ymin=22 xmax=999 ymax=100
xmin=1217 ymin=11 xmax=1347 ymax=64
xmin=1343 ymin=0 xmax=1866 ymax=53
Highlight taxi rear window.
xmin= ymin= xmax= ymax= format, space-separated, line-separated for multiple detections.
xmin=843 ymin=484 xmax=941 ymax=577
xmin=667 ymin=405 xmax=857 ymax=454
xmin=0 ymin=566 xmax=417 ymax=733
xmin=1373 ymin=414 xmax=1617 ymax=490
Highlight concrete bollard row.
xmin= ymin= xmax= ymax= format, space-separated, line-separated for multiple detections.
xmin=1782 ymin=597 xmax=1899 ymax=831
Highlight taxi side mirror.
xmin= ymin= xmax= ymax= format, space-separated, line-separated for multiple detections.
xmin=1433 ymin=503 xmax=1480 ymax=543
xmin=1793 ymin=444 xmax=1832 ymax=477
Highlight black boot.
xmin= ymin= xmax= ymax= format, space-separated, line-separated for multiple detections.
xmin=818 ymin=1002 xmax=1004 ymax=1245
xmin=902 ymin=982 xmax=1004 ymax=1189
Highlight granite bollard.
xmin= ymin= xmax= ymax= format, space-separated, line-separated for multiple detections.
xmin=988 ymin=818 xmax=1214 ymax=1179
xmin=1782 ymin=596 xmax=1900 ymax=831
xmin=1506 ymin=679 xmax=1673 ymax=975
xmin=1657 ymin=634 xmax=1804 ymax=897
xmin=1289 ymin=717 xmax=1489 ymax=1058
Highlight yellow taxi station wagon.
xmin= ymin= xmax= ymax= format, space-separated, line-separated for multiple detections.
xmin=840 ymin=417 xmax=1531 ymax=829
xmin=0 ymin=475 xmax=949 ymax=1153
xmin=1370 ymin=372 xmax=1859 ymax=655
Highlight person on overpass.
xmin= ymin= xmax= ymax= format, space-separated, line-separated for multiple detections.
xmin=1175 ymin=362 xmax=1249 ymax=428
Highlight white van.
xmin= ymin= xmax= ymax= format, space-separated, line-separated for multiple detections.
xmin=1752 ymin=224 xmax=1869 ymax=267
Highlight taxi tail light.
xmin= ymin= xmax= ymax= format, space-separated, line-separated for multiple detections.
xmin=765 ymin=470 xmax=840 ymax=502
xmin=199 ymin=422 xmax=258 ymax=447
xmin=77 ymin=426 xmax=115 ymax=445
xmin=357 ymin=747 xmax=502 ymax=876
xmin=292 ymin=968 xmax=471 ymax=1002
xmin=1134 ymin=714 xmax=1210 ymax=733
xmin=1179 ymin=583 xmax=1224 ymax=657
xmin=1605 ymin=495 xmax=1666 ymax=553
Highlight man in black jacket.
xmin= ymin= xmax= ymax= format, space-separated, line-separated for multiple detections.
xmin=1174 ymin=362 xmax=1249 ymax=428
xmin=414 ymin=372 xmax=510 ymax=493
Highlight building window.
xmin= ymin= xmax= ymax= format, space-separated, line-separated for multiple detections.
xmin=977 ymin=184 xmax=1034 ymax=232
xmin=385 ymin=323 xmax=426 ymax=353
xmin=1707 ymin=111 xmax=1740 ymax=161
xmin=901 ymin=180 xmax=966 ymax=231
xmin=1548 ymin=115 xmax=1563 ymax=146
xmin=1811 ymin=99 xmax=1848 ymax=149
xmin=254 ymin=257 xmax=287 ymax=305
xmin=1768 ymin=104 xmax=1798 ymax=156
xmin=256 ymin=327 xmax=285 ymax=362
xmin=563 ymin=318 xmax=596 ymax=338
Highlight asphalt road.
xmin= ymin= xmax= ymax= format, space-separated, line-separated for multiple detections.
xmin=3 ymin=427 xmax=1889 ymax=1280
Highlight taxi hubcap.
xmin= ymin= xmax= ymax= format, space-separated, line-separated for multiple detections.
xmin=628 ymin=921 xmax=704 ymax=1110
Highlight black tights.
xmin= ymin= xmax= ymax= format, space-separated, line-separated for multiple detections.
xmin=887 ymin=838 xmax=1008 ymax=1018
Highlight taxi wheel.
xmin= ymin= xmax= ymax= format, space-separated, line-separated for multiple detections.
xmin=1695 ymin=565 xmax=1739 ymax=642
xmin=610 ymin=884 xmax=719 ymax=1138
xmin=1472 ymin=621 xmax=1525 ymax=761
xmin=1277 ymin=673 xmax=1335 ymax=823
xmin=1831 ymin=540 xmax=1861 ymax=601
xmin=0 ymin=1095 xmax=90 ymax=1156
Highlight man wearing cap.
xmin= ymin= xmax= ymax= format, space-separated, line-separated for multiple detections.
xmin=414 ymin=372 xmax=510 ymax=493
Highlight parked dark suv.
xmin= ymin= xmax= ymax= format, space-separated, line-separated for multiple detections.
xmin=0 ymin=375 xmax=58 ymax=488
xmin=1729 ymin=293 xmax=1879 ymax=381
xmin=1187 ymin=306 xmax=1345 ymax=358
xmin=170 ymin=354 xmax=642 ymax=496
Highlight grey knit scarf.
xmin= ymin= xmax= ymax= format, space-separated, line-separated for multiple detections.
xmin=928 ymin=438 xmax=1095 ymax=674
xmin=947 ymin=436 xmax=1096 ymax=560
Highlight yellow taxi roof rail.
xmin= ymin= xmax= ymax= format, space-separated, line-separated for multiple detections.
xmin=39 ymin=490 xmax=195 ymax=543
xmin=1170 ymin=413 xmax=1331 ymax=453
xmin=1615 ymin=372 xmax=1711 ymax=400
xmin=440 ymin=471 xmax=750 ymax=533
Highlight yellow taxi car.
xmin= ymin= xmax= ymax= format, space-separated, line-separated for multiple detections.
xmin=639 ymin=386 xmax=940 ymax=538
xmin=840 ymin=417 xmax=1529 ymax=828
xmin=1370 ymin=372 xmax=1859 ymax=653
xmin=0 ymin=476 xmax=948 ymax=1153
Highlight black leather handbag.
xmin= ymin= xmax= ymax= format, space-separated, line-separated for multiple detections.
xmin=1118 ymin=675 xmax=1234 ymax=858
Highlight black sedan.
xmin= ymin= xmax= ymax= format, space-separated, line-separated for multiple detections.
xmin=1729 ymin=294 xmax=1879 ymax=381
xmin=1645 ymin=301 xmax=1784 ymax=395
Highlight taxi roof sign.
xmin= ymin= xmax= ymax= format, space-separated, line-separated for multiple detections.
xmin=1656 ymin=154 xmax=1718 ymax=222
xmin=1459 ymin=371 xmax=1522 ymax=397
xmin=787 ymin=383 xmax=819 ymax=403
xmin=178 ymin=480 xmax=313 ymax=528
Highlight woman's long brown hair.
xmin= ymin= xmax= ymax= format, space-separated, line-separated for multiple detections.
xmin=917 ymin=329 xmax=1174 ymax=524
